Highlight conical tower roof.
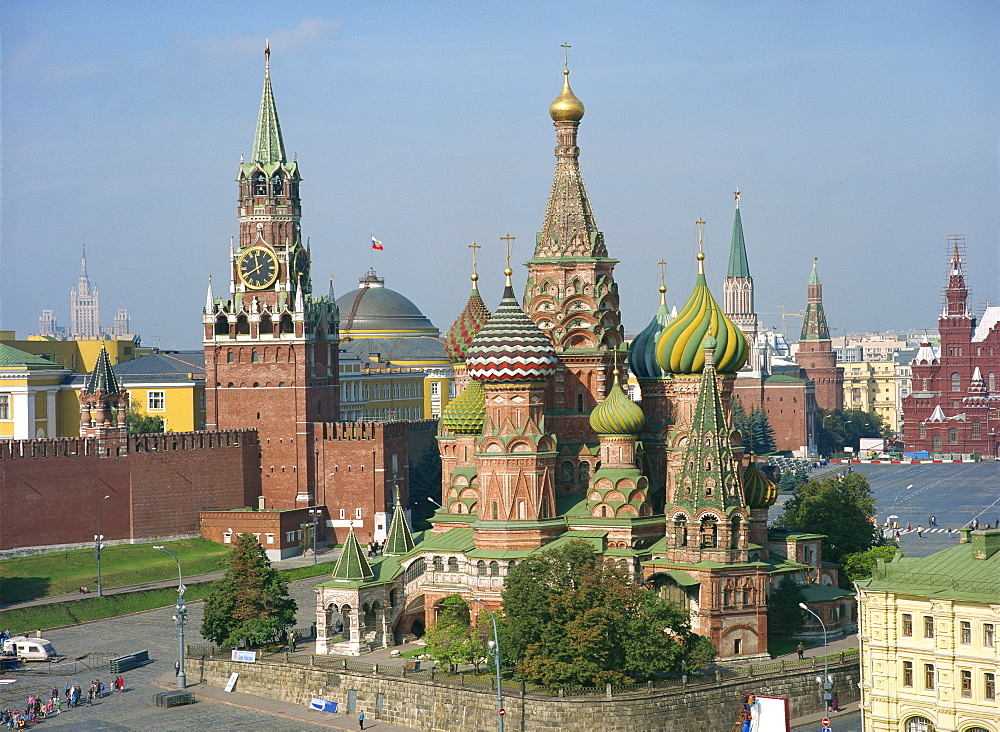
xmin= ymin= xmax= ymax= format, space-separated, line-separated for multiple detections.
xmin=383 ymin=488 xmax=415 ymax=556
xmin=331 ymin=523 xmax=374 ymax=582
xmin=441 ymin=378 xmax=486 ymax=434
xmin=445 ymin=267 xmax=491 ymax=363
xmin=727 ymin=205 xmax=750 ymax=278
xmin=672 ymin=337 xmax=743 ymax=516
xmin=656 ymin=231 xmax=747 ymax=375
xmin=252 ymin=41 xmax=286 ymax=165
xmin=85 ymin=346 xmax=122 ymax=395
xmin=800 ymin=258 xmax=832 ymax=342
xmin=466 ymin=282 xmax=558 ymax=382
xmin=589 ymin=375 xmax=645 ymax=436
xmin=629 ymin=283 xmax=671 ymax=380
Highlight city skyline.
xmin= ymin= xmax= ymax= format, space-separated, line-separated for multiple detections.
xmin=2 ymin=1 xmax=996 ymax=350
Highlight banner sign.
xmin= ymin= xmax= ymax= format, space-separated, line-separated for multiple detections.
xmin=224 ymin=672 xmax=239 ymax=692
xmin=310 ymin=698 xmax=338 ymax=713
xmin=231 ymin=650 xmax=257 ymax=663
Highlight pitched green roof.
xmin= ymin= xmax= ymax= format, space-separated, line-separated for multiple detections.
xmin=317 ymin=556 xmax=401 ymax=589
xmin=330 ymin=524 xmax=374 ymax=582
xmin=727 ymin=207 xmax=751 ymax=278
xmin=85 ymin=346 xmax=122 ymax=395
xmin=383 ymin=495 xmax=415 ymax=556
xmin=800 ymin=584 xmax=854 ymax=602
xmin=0 ymin=344 xmax=60 ymax=369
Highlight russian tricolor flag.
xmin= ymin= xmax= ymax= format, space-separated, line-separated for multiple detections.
xmin=371 ymin=236 xmax=384 ymax=250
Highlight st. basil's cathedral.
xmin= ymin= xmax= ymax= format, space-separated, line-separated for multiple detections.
xmin=313 ymin=60 xmax=851 ymax=661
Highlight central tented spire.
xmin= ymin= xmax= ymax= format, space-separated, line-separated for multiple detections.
xmin=252 ymin=40 xmax=286 ymax=165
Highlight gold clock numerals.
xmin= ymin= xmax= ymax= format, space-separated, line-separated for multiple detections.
xmin=238 ymin=246 xmax=279 ymax=290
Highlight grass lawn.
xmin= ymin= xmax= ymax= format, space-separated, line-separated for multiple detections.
xmin=767 ymin=636 xmax=806 ymax=658
xmin=0 ymin=538 xmax=231 ymax=605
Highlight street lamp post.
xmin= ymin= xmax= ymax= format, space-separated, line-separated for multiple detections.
xmin=154 ymin=546 xmax=187 ymax=689
xmin=307 ymin=508 xmax=322 ymax=565
xmin=799 ymin=603 xmax=832 ymax=711
xmin=95 ymin=495 xmax=110 ymax=597
xmin=470 ymin=598 xmax=504 ymax=732
xmin=887 ymin=484 xmax=915 ymax=528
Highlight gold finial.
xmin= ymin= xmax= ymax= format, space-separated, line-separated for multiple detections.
xmin=561 ymin=42 xmax=571 ymax=70
xmin=468 ymin=242 xmax=481 ymax=283
xmin=695 ymin=219 xmax=706 ymax=274
xmin=550 ymin=45 xmax=585 ymax=122
xmin=734 ymin=188 xmax=741 ymax=209
xmin=500 ymin=233 xmax=516 ymax=287
xmin=657 ymin=260 xmax=667 ymax=304
xmin=264 ymin=39 xmax=270 ymax=73
xmin=612 ymin=346 xmax=620 ymax=378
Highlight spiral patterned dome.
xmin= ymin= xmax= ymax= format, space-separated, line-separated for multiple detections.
xmin=742 ymin=460 xmax=777 ymax=509
xmin=589 ymin=379 xmax=645 ymax=436
xmin=656 ymin=269 xmax=747 ymax=375
xmin=466 ymin=285 xmax=559 ymax=382
xmin=441 ymin=378 xmax=486 ymax=435
xmin=445 ymin=282 xmax=490 ymax=363
xmin=549 ymin=69 xmax=585 ymax=122
xmin=629 ymin=291 xmax=671 ymax=380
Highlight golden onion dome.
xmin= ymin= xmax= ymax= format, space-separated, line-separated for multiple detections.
xmin=589 ymin=377 xmax=645 ymax=437
xmin=742 ymin=460 xmax=777 ymax=509
xmin=549 ymin=69 xmax=585 ymax=122
xmin=441 ymin=379 xmax=486 ymax=435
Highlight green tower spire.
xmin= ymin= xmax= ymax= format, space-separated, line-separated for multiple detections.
xmin=383 ymin=486 xmax=415 ymax=556
xmin=251 ymin=40 xmax=286 ymax=165
xmin=800 ymin=258 xmax=831 ymax=342
xmin=331 ymin=523 xmax=374 ymax=582
xmin=85 ymin=345 xmax=123 ymax=395
xmin=726 ymin=201 xmax=750 ymax=279
xmin=673 ymin=336 xmax=744 ymax=517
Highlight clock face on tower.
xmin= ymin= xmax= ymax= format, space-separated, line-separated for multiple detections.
xmin=292 ymin=248 xmax=310 ymax=286
xmin=238 ymin=246 xmax=279 ymax=290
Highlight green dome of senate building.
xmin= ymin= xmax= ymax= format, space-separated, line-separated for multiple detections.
xmin=589 ymin=377 xmax=645 ymax=437
xmin=336 ymin=270 xmax=440 ymax=338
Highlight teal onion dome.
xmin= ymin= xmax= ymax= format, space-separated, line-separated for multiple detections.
xmin=629 ymin=299 xmax=671 ymax=380
xmin=655 ymin=270 xmax=747 ymax=375
xmin=441 ymin=379 xmax=486 ymax=435
xmin=742 ymin=460 xmax=777 ymax=509
xmin=589 ymin=379 xmax=645 ymax=436
xmin=466 ymin=285 xmax=559 ymax=382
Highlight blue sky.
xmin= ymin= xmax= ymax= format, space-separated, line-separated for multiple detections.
xmin=2 ymin=1 xmax=996 ymax=350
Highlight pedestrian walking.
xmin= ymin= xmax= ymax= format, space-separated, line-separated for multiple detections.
xmin=917 ymin=526 xmax=923 ymax=538
xmin=796 ymin=642 xmax=804 ymax=660
xmin=358 ymin=709 xmax=365 ymax=730
xmin=174 ymin=659 xmax=180 ymax=676
xmin=894 ymin=530 xmax=901 ymax=541
xmin=289 ymin=629 xmax=297 ymax=653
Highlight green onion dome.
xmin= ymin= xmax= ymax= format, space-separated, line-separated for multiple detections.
xmin=466 ymin=285 xmax=559 ymax=382
xmin=445 ymin=280 xmax=491 ymax=363
xmin=742 ymin=460 xmax=777 ymax=509
xmin=629 ymin=288 xmax=671 ymax=380
xmin=589 ymin=377 xmax=645 ymax=437
xmin=655 ymin=267 xmax=747 ymax=375
xmin=441 ymin=378 xmax=486 ymax=435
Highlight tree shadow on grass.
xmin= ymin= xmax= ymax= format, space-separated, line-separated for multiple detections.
xmin=0 ymin=576 xmax=52 ymax=605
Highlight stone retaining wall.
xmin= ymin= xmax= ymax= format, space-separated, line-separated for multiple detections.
xmin=189 ymin=656 xmax=860 ymax=732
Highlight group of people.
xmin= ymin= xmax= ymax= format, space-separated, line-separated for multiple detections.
xmin=366 ymin=539 xmax=385 ymax=557
xmin=0 ymin=680 xmax=126 ymax=730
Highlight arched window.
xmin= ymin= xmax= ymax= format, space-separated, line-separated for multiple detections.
xmin=227 ymin=351 xmax=235 ymax=364
xmin=932 ymin=435 xmax=942 ymax=451
xmin=236 ymin=314 xmax=250 ymax=335
xmin=730 ymin=516 xmax=741 ymax=549
xmin=578 ymin=462 xmax=590 ymax=486
xmin=489 ymin=561 xmax=499 ymax=576
xmin=560 ymin=460 xmax=574 ymax=483
xmin=951 ymin=372 xmax=961 ymax=391
xmin=971 ymin=420 xmax=981 ymax=439
xmin=447 ymin=557 xmax=459 ymax=572
xmin=215 ymin=315 xmax=229 ymax=335
xmin=577 ymin=393 xmax=585 ymax=412
xmin=260 ymin=313 xmax=273 ymax=335
xmin=989 ymin=372 xmax=996 ymax=392
xmin=477 ymin=560 xmax=487 ymax=576
xmin=920 ymin=424 xmax=926 ymax=439
xmin=251 ymin=350 xmax=259 ymax=364
xmin=700 ymin=516 xmax=718 ymax=548
xmin=279 ymin=314 xmax=294 ymax=333
xmin=253 ymin=172 xmax=267 ymax=196
xmin=674 ymin=515 xmax=688 ymax=547
xmin=507 ymin=560 xmax=516 ymax=572
xmin=270 ymin=173 xmax=283 ymax=196
xmin=904 ymin=716 xmax=934 ymax=732
xmin=404 ymin=559 xmax=425 ymax=583
xmin=948 ymin=428 xmax=958 ymax=444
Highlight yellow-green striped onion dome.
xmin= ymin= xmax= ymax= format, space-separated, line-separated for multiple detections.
xmin=655 ymin=270 xmax=747 ymax=374
xmin=589 ymin=380 xmax=645 ymax=437
xmin=742 ymin=460 xmax=777 ymax=509
xmin=441 ymin=378 xmax=486 ymax=435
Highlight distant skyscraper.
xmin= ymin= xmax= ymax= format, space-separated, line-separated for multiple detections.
xmin=38 ymin=310 xmax=58 ymax=337
xmin=71 ymin=247 xmax=100 ymax=339
xmin=113 ymin=309 xmax=131 ymax=337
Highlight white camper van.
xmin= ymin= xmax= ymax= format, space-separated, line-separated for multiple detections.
xmin=2 ymin=636 xmax=56 ymax=661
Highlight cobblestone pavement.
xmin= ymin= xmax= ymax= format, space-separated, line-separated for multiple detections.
xmin=792 ymin=709 xmax=862 ymax=732
xmin=0 ymin=574 xmax=415 ymax=731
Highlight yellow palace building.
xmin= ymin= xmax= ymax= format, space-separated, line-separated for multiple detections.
xmin=857 ymin=528 xmax=1000 ymax=732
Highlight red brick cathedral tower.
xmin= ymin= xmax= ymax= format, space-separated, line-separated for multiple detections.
xmin=795 ymin=258 xmax=843 ymax=411
xmin=203 ymin=43 xmax=339 ymax=509
xmin=523 ymin=60 xmax=624 ymax=457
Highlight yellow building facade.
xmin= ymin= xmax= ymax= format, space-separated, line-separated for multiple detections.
xmin=844 ymin=359 xmax=903 ymax=434
xmin=857 ymin=528 xmax=1000 ymax=732
xmin=339 ymin=351 xmax=426 ymax=421
xmin=0 ymin=345 xmax=75 ymax=439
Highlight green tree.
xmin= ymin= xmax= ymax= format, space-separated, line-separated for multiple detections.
xmin=408 ymin=440 xmax=442 ymax=530
xmin=125 ymin=406 xmax=164 ymax=434
xmin=816 ymin=409 xmax=892 ymax=457
xmin=777 ymin=473 xmax=882 ymax=564
xmin=501 ymin=540 xmax=715 ymax=687
xmin=749 ymin=408 xmax=776 ymax=454
xmin=423 ymin=594 xmax=486 ymax=672
xmin=730 ymin=396 xmax=751 ymax=449
xmin=201 ymin=532 xmax=297 ymax=649
xmin=841 ymin=545 xmax=898 ymax=582
xmin=767 ymin=576 xmax=806 ymax=637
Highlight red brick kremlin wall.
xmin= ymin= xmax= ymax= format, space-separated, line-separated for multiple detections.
xmin=0 ymin=430 xmax=259 ymax=552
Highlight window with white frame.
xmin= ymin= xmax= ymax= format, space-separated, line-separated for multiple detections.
xmin=285 ymin=531 xmax=296 ymax=543
xmin=223 ymin=532 xmax=232 ymax=544
xmin=0 ymin=394 xmax=10 ymax=420
xmin=431 ymin=381 xmax=440 ymax=396
xmin=339 ymin=508 xmax=345 ymax=520
xmin=265 ymin=533 xmax=274 ymax=545
xmin=148 ymin=390 xmax=166 ymax=411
